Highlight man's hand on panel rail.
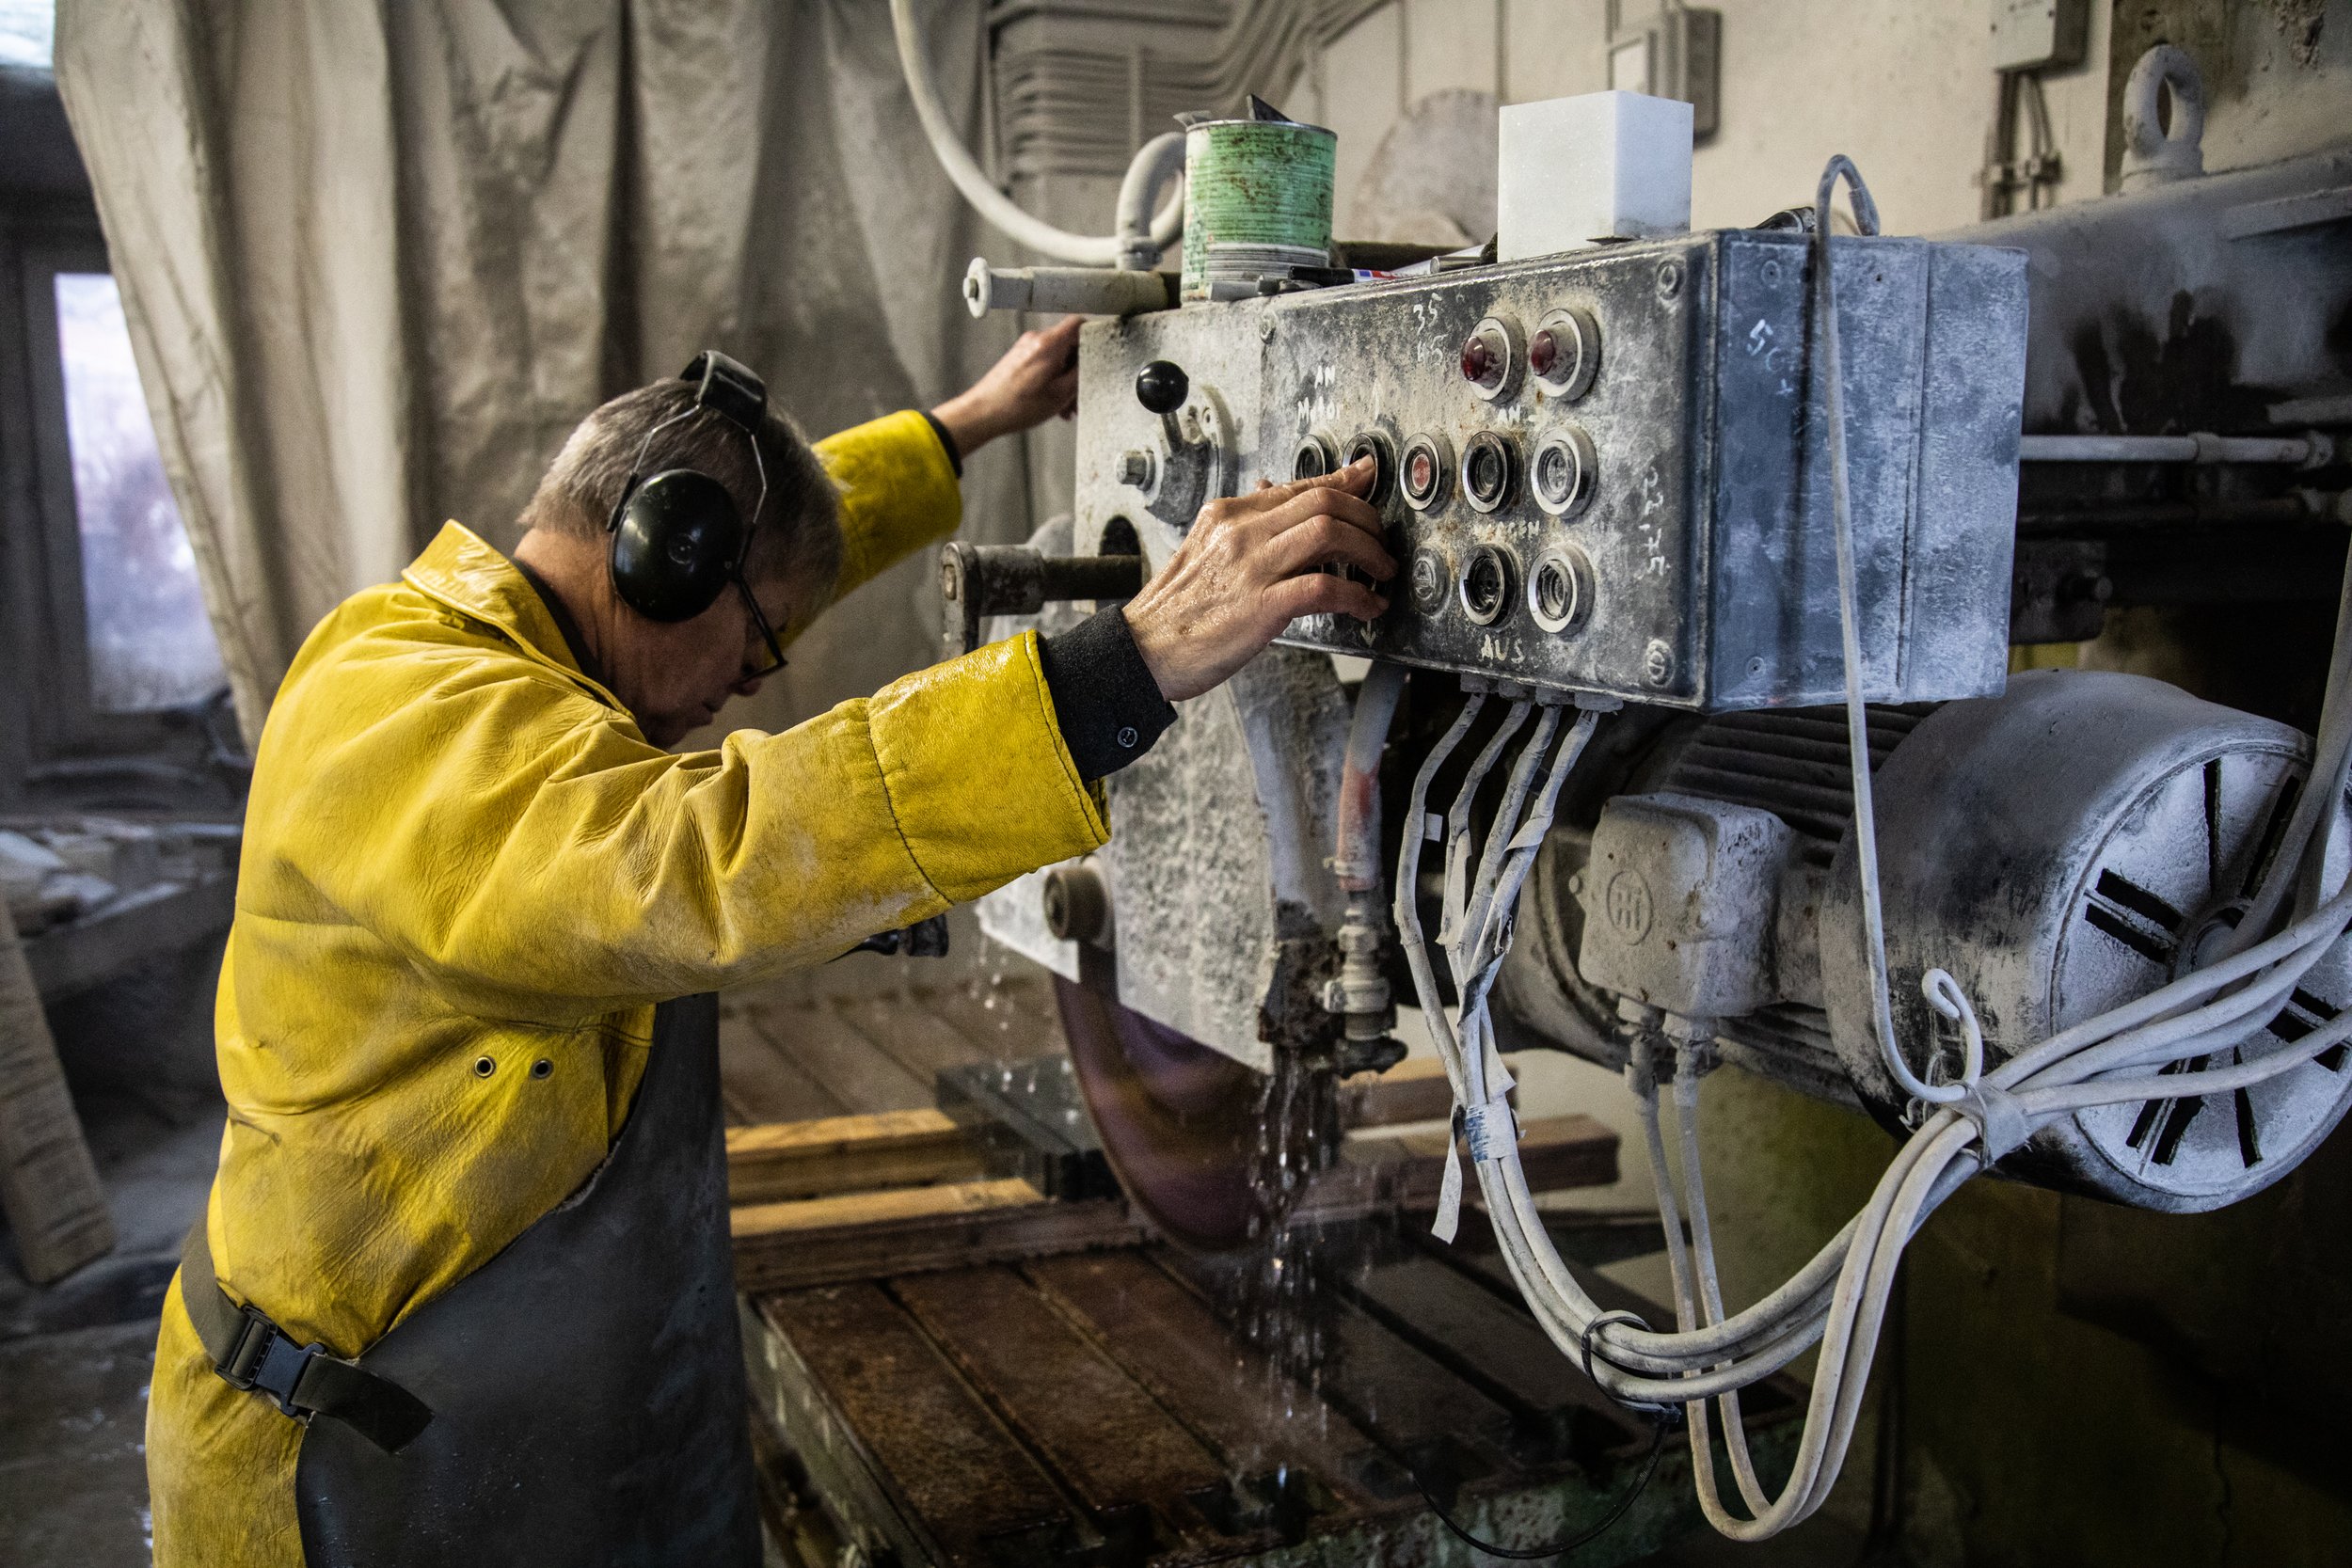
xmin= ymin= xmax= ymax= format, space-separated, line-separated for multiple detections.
xmin=1123 ymin=459 xmax=1392 ymax=703
xmin=931 ymin=315 xmax=1085 ymax=455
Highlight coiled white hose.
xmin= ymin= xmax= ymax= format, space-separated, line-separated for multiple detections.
xmin=891 ymin=0 xmax=1184 ymax=268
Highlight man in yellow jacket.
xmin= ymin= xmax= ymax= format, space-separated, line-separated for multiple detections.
xmin=147 ymin=317 xmax=1392 ymax=1568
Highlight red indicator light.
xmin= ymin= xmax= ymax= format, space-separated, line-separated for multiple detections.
xmin=1460 ymin=334 xmax=1498 ymax=386
xmin=1530 ymin=328 xmax=1559 ymax=378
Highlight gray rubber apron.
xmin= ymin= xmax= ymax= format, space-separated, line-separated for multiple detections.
xmin=292 ymin=993 xmax=759 ymax=1568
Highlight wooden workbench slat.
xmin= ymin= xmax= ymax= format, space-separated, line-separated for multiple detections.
xmin=1339 ymin=1054 xmax=1467 ymax=1129
xmin=733 ymin=1191 xmax=1148 ymax=1295
xmin=736 ymin=997 xmax=933 ymax=1116
xmin=730 ymin=1116 xmax=1620 ymax=1293
xmin=894 ymin=1266 xmax=1230 ymax=1538
xmin=718 ymin=1006 xmax=848 ymax=1126
xmin=731 ymin=1178 xmax=1043 ymax=1240
xmin=1025 ymin=1250 xmax=1398 ymax=1512
xmin=725 ymin=1108 xmax=987 ymax=1204
xmin=755 ymin=1283 xmax=1071 ymax=1565
xmin=1295 ymin=1112 xmax=1619 ymax=1221
xmin=718 ymin=1058 xmax=1598 ymax=1210
xmin=1349 ymin=1253 xmax=1649 ymax=1463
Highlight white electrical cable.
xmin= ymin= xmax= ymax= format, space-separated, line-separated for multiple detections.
xmin=892 ymin=0 xmax=1184 ymax=268
xmin=1813 ymin=154 xmax=1985 ymax=1110
xmin=1382 ymin=151 xmax=2352 ymax=1543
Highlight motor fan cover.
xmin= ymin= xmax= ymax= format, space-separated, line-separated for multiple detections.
xmin=1821 ymin=671 xmax=2352 ymax=1211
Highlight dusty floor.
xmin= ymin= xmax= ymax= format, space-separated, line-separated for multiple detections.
xmin=1 ymin=1082 xmax=220 ymax=1568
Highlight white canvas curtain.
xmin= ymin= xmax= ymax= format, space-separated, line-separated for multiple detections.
xmin=55 ymin=0 xmax=1028 ymax=745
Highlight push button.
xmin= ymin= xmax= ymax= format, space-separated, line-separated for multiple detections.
xmin=1531 ymin=426 xmax=1597 ymax=517
xmin=1459 ymin=546 xmax=1517 ymax=626
xmin=1460 ymin=432 xmax=1518 ymax=514
xmin=1402 ymin=434 xmax=1452 ymax=510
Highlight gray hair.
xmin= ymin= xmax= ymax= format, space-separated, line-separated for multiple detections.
xmin=522 ymin=378 xmax=842 ymax=609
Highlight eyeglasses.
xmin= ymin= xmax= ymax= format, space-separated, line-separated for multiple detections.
xmin=737 ymin=576 xmax=787 ymax=679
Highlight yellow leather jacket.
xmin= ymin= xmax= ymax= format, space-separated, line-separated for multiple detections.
xmin=148 ymin=410 xmax=1108 ymax=1565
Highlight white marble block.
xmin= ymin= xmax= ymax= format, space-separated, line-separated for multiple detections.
xmin=1498 ymin=91 xmax=1693 ymax=261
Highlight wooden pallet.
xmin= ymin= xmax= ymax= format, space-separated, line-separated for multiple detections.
xmin=725 ymin=1072 xmax=1799 ymax=1568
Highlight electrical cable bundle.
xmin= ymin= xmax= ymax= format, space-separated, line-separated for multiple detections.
xmin=1391 ymin=154 xmax=2352 ymax=1544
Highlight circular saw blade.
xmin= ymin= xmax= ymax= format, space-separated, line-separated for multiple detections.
xmin=1055 ymin=974 xmax=1311 ymax=1253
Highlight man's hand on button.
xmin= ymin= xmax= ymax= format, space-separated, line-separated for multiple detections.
xmin=1121 ymin=458 xmax=1393 ymax=704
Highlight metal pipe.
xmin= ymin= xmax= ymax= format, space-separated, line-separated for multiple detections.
xmin=1335 ymin=661 xmax=1409 ymax=893
xmin=1329 ymin=662 xmax=1410 ymax=1064
xmin=962 ymin=259 xmax=1178 ymax=319
xmin=2020 ymin=432 xmax=2330 ymax=466
xmin=937 ymin=544 xmax=1146 ymax=657
xmin=2018 ymin=495 xmax=2334 ymax=530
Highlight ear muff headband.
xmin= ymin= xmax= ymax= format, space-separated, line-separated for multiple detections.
xmin=606 ymin=351 xmax=770 ymax=623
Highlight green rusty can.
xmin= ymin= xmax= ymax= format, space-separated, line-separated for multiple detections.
xmin=1181 ymin=118 xmax=1337 ymax=302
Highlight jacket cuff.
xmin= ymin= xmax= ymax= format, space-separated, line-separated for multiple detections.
xmin=1037 ymin=607 xmax=1177 ymax=779
xmin=864 ymin=630 xmax=1108 ymax=903
xmin=919 ymin=411 xmax=964 ymax=478
xmin=815 ymin=410 xmax=964 ymax=601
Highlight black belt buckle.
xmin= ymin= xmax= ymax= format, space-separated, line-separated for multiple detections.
xmin=219 ymin=1305 xmax=323 ymax=1422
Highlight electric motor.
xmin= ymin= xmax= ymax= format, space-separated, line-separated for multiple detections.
xmin=1501 ymin=670 xmax=2352 ymax=1212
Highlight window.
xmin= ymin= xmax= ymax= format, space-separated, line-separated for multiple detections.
xmin=0 ymin=0 xmax=51 ymax=71
xmin=2 ymin=214 xmax=241 ymax=811
xmin=2 ymin=51 xmax=239 ymax=812
xmin=52 ymin=273 xmax=224 ymax=712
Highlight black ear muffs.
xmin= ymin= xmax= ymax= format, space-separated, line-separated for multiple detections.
xmin=608 ymin=469 xmax=744 ymax=623
xmin=606 ymin=351 xmax=769 ymax=624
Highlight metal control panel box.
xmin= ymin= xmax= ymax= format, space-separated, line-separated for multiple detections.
xmin=1073 ymin=230 xmax=2027 ymax=710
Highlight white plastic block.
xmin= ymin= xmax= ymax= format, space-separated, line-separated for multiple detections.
xmin=1498 ymin=91 xmax=1693 ymax=262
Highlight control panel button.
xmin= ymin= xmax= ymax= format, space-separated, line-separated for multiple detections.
xmin=1531 ymin=425 xmax=1598 ymax=518
xmin=1408 ymin=548 xmax=1450 ymax=612
xmin=1401 ymin=433 xmax=1453 ymax=510
xmin=1136 ymin=360 xmax=1189 ymax=414
xmin=1460 ymin=431 xmax=1518 ymax=514
xmin=1460 ymin=315 xmax=1524 ymax=403
xmin=1530 ymin=306 xmax=1600 ymax=400
xmin=1343 ymin=431 xmax=1396 ymax=506
xmin=1292 ymin=433 xmax=1338 ymax=480
xmin=1527 ymin=547 xmax=1595 ymax=634
xmin=1458 ymin=545 xmax=1518 ymax=626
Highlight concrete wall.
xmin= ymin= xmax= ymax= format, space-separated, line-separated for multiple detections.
xmin=1292 ymin=0 xmax=2118 ymax=239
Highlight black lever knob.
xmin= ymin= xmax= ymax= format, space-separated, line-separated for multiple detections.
xmin=1135 ymin=360 xmax=1189 ymax=415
